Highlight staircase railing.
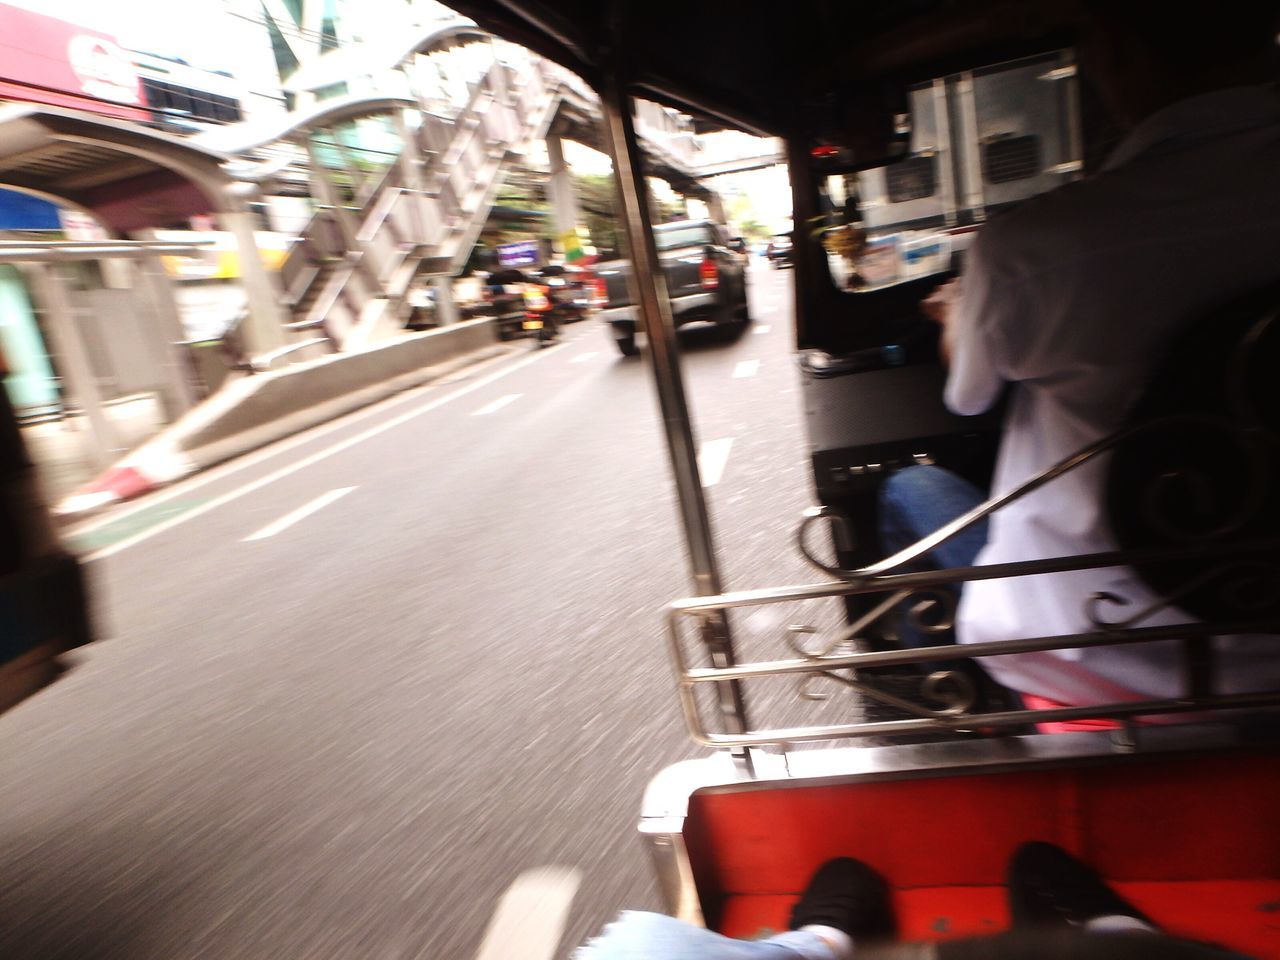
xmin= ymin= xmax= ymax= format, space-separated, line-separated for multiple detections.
xmin=279 ymin=54 xmax=600 ymax=348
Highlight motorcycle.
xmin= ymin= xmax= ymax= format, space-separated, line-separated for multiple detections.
xmin=522 ymin=272 xmax=590 ymax=347
xmin=521 ymin=284 xmax=559 ymax=347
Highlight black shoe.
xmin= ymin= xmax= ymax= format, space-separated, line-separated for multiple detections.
xmin=789 ymin=857 xmax=895 ymax=941
xmin=1008 ymin=842 xmax=1153 ymax=929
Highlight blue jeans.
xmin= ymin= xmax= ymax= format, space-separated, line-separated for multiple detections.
xmin=877 ymin=465 xmax=988 ymax=574
xmin=876 ymin=466 xmax=991 ymax=679
xmin=574 ymin=914 xmax=1252 ymax=960
xmin=574 ymin=912 xmax=835 ymax=960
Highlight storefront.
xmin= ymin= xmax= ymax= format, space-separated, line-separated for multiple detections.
xmin=0 ymin=4 xmax=143 ymax=120
xmin=0 ymin=264 xmax=58 ymax=416
xmin=0 ymin=183 xmax=63 ymax=417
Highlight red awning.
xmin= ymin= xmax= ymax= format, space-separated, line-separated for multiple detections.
xmin=0 ymin=80 xmax=147 ymax=122
xmin=0 ymin=4 xmax=146 ymax=122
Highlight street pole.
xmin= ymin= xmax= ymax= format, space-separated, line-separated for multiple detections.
xmin=597 ymin=73 xmax=752 ymax=756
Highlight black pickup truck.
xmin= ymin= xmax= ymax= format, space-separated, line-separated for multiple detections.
xmin=595 ymin=219 xmax=749 ymax=356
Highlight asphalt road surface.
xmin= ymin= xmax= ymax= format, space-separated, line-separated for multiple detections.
xmin=0 ymin=261 xmax=826 ymax=959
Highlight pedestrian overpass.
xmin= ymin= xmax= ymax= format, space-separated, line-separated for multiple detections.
xmin=194 ymin=21 xmax=745 ymax=352
xmin=0 ymin=21 xmax=779 ymax=366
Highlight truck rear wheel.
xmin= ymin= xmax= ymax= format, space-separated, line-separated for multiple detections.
xmin=615 ymin=333 xmax=639 ymax=357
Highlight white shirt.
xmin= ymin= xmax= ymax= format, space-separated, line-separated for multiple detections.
xmin=946 ymin=85 xmax=1280 ymax=704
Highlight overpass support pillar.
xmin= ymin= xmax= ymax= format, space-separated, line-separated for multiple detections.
xmin=27 ymin=264 xmax=118 ymax=467
xmin=433 ymin=276 xmax=458 ymax=326
xmin=137 ymin=254 xmax=199 ymax=418
xmin=705 ymin=192 xmax=727 ymax=226
xmin=394 ymin=110 xmax=428 ymax=241
xmin=218 ymin=204 xmax=287 ymax=358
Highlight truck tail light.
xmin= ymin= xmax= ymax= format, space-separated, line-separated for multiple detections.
xmin=700 ymin=256 xmax=719 ymax=290
xmin=588 ymin=275 xmax=608 ymax=306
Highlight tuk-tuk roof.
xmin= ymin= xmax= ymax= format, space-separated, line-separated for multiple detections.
xmin=448 ymin=0 xmax=1079 ymax=141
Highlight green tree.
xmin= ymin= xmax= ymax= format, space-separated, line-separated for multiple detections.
xmin=574 ymin=173 xmax=624 ymax=259
xmin=727 ymin=193 xmax=772 ymax=241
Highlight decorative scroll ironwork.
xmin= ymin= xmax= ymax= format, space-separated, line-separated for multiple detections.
xmin=781 ymin=581 xmax=976 ymax=721
xmin=1086 ymin=560 xmax=1280 ymax=630
xmin=669 ymin=578 xmax=1280 ymax=747
xmin=797 ymin=667 xmax=978 ymax=719
xmin=666 ymin=420 xmax=1280 ymax=746
xmin=786 ymin=405 xmax=1280 ymax=718
xmin=664 ymin=307 xmax=1280 ymax=746
xmin=905 ymin=588 xmax=958 ymax=636
xmin=662 ymin=298 xmax=1280 ymax=748
xmin=799 ymin=414 xmax=1275 ymax=583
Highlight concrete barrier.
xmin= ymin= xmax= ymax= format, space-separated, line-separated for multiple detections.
xmin=60 ymin=318 xmax=506 ymax=514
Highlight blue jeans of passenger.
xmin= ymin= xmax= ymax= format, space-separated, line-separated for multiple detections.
xmin=574 ymin=911 xmax=836 ymax=960
xmin=876 ymin=465 xmax=988 ymax=671
xmin=574 ymin=914 xmax=1252 ymax=960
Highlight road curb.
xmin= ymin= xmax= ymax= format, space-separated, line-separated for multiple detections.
xmin=57 ymin=324 xmax=512 ymax=521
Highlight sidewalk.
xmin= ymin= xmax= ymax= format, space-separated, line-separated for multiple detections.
xmin=22 ymin=394 xmax=167 ymax=507
xmin=46 ymin=319 xmax=510 ymax=521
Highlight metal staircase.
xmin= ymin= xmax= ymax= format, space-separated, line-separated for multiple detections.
xmin=274 ymin=54 xmax=585 ymax=350
xmin=204 ymin=21 xmax=717 ymax=356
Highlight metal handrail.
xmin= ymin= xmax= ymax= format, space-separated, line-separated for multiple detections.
xmin=276 ymin=53 xmax=558 ymax=345
xmin=679 ymin=692 xmax=1280 ymax=747
xmin=797 ymin=414 xmax=1263 ymax=581
xmin=667 ymin=408 xmax=1280 ymax=747
xmin=0 ymin=240 xmax=216 ymax=263
xmin=667 ymin=564 xmax=1280 ymax=747
xmin=249 ymin=337 xmax=330 ymax=369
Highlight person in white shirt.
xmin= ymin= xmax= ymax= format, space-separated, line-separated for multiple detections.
xmin=878 ymin=1 xmax=1280 ymax=708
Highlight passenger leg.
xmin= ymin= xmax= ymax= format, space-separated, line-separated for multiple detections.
xmin=1007 ymin=842 xmax=1155 ymax=933
xmin=875 ymin=466 xmax=1017 ymax=711
xmin=874 ymin=843 xmax=1248 ymax=959
xmin=876 ymin=465 xmax=986 ymax=656
xmin=956 ymin=842 xmax=1253 ymax=960
xmin=924 ymin=930 xmax=1251 ymax=959
xmin=574 ymin=913 xmax=844 ymax=960
xmin=575 ymin=859 xmax=893 ymax=960
xmin=877 ymin=465 xmax=988 ymax=571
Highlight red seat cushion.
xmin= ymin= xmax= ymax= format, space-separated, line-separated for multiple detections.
xmin=685 ymin=750 xmax=1280 ymax=957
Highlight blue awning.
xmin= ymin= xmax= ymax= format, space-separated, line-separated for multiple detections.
xmin=0 ymin=188 xmax=60 ymax=231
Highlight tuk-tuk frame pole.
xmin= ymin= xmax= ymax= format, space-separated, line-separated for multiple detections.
xmin=598 ymin=74 xmax=753 ymax=749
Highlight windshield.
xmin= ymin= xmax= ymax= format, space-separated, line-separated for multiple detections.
xmin=654 ymin=224 xmax=715 ymax=251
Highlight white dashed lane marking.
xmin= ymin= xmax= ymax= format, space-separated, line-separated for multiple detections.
xmin=242 ymin=487 xmax=356 ymax=542
xmin=80 ymin=343 xmax=567 ymax=561
xmin=472 ymin=393 xmax=523 ymax=416
xmin=472 ymin=866 xmax=582 ymax=960
xmin=570 ymin=351 xmax=598 ymax=364
xmin=698 ymin=437 xmax=735 ymax=487
xmin=754 ymin=324 xmax=772 ymax=335
xmin=733 ymin=359 xmax=760 ymax=379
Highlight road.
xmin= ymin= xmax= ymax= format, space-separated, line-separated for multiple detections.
xmin=0 ymin=262 xmax=820 ymax=959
